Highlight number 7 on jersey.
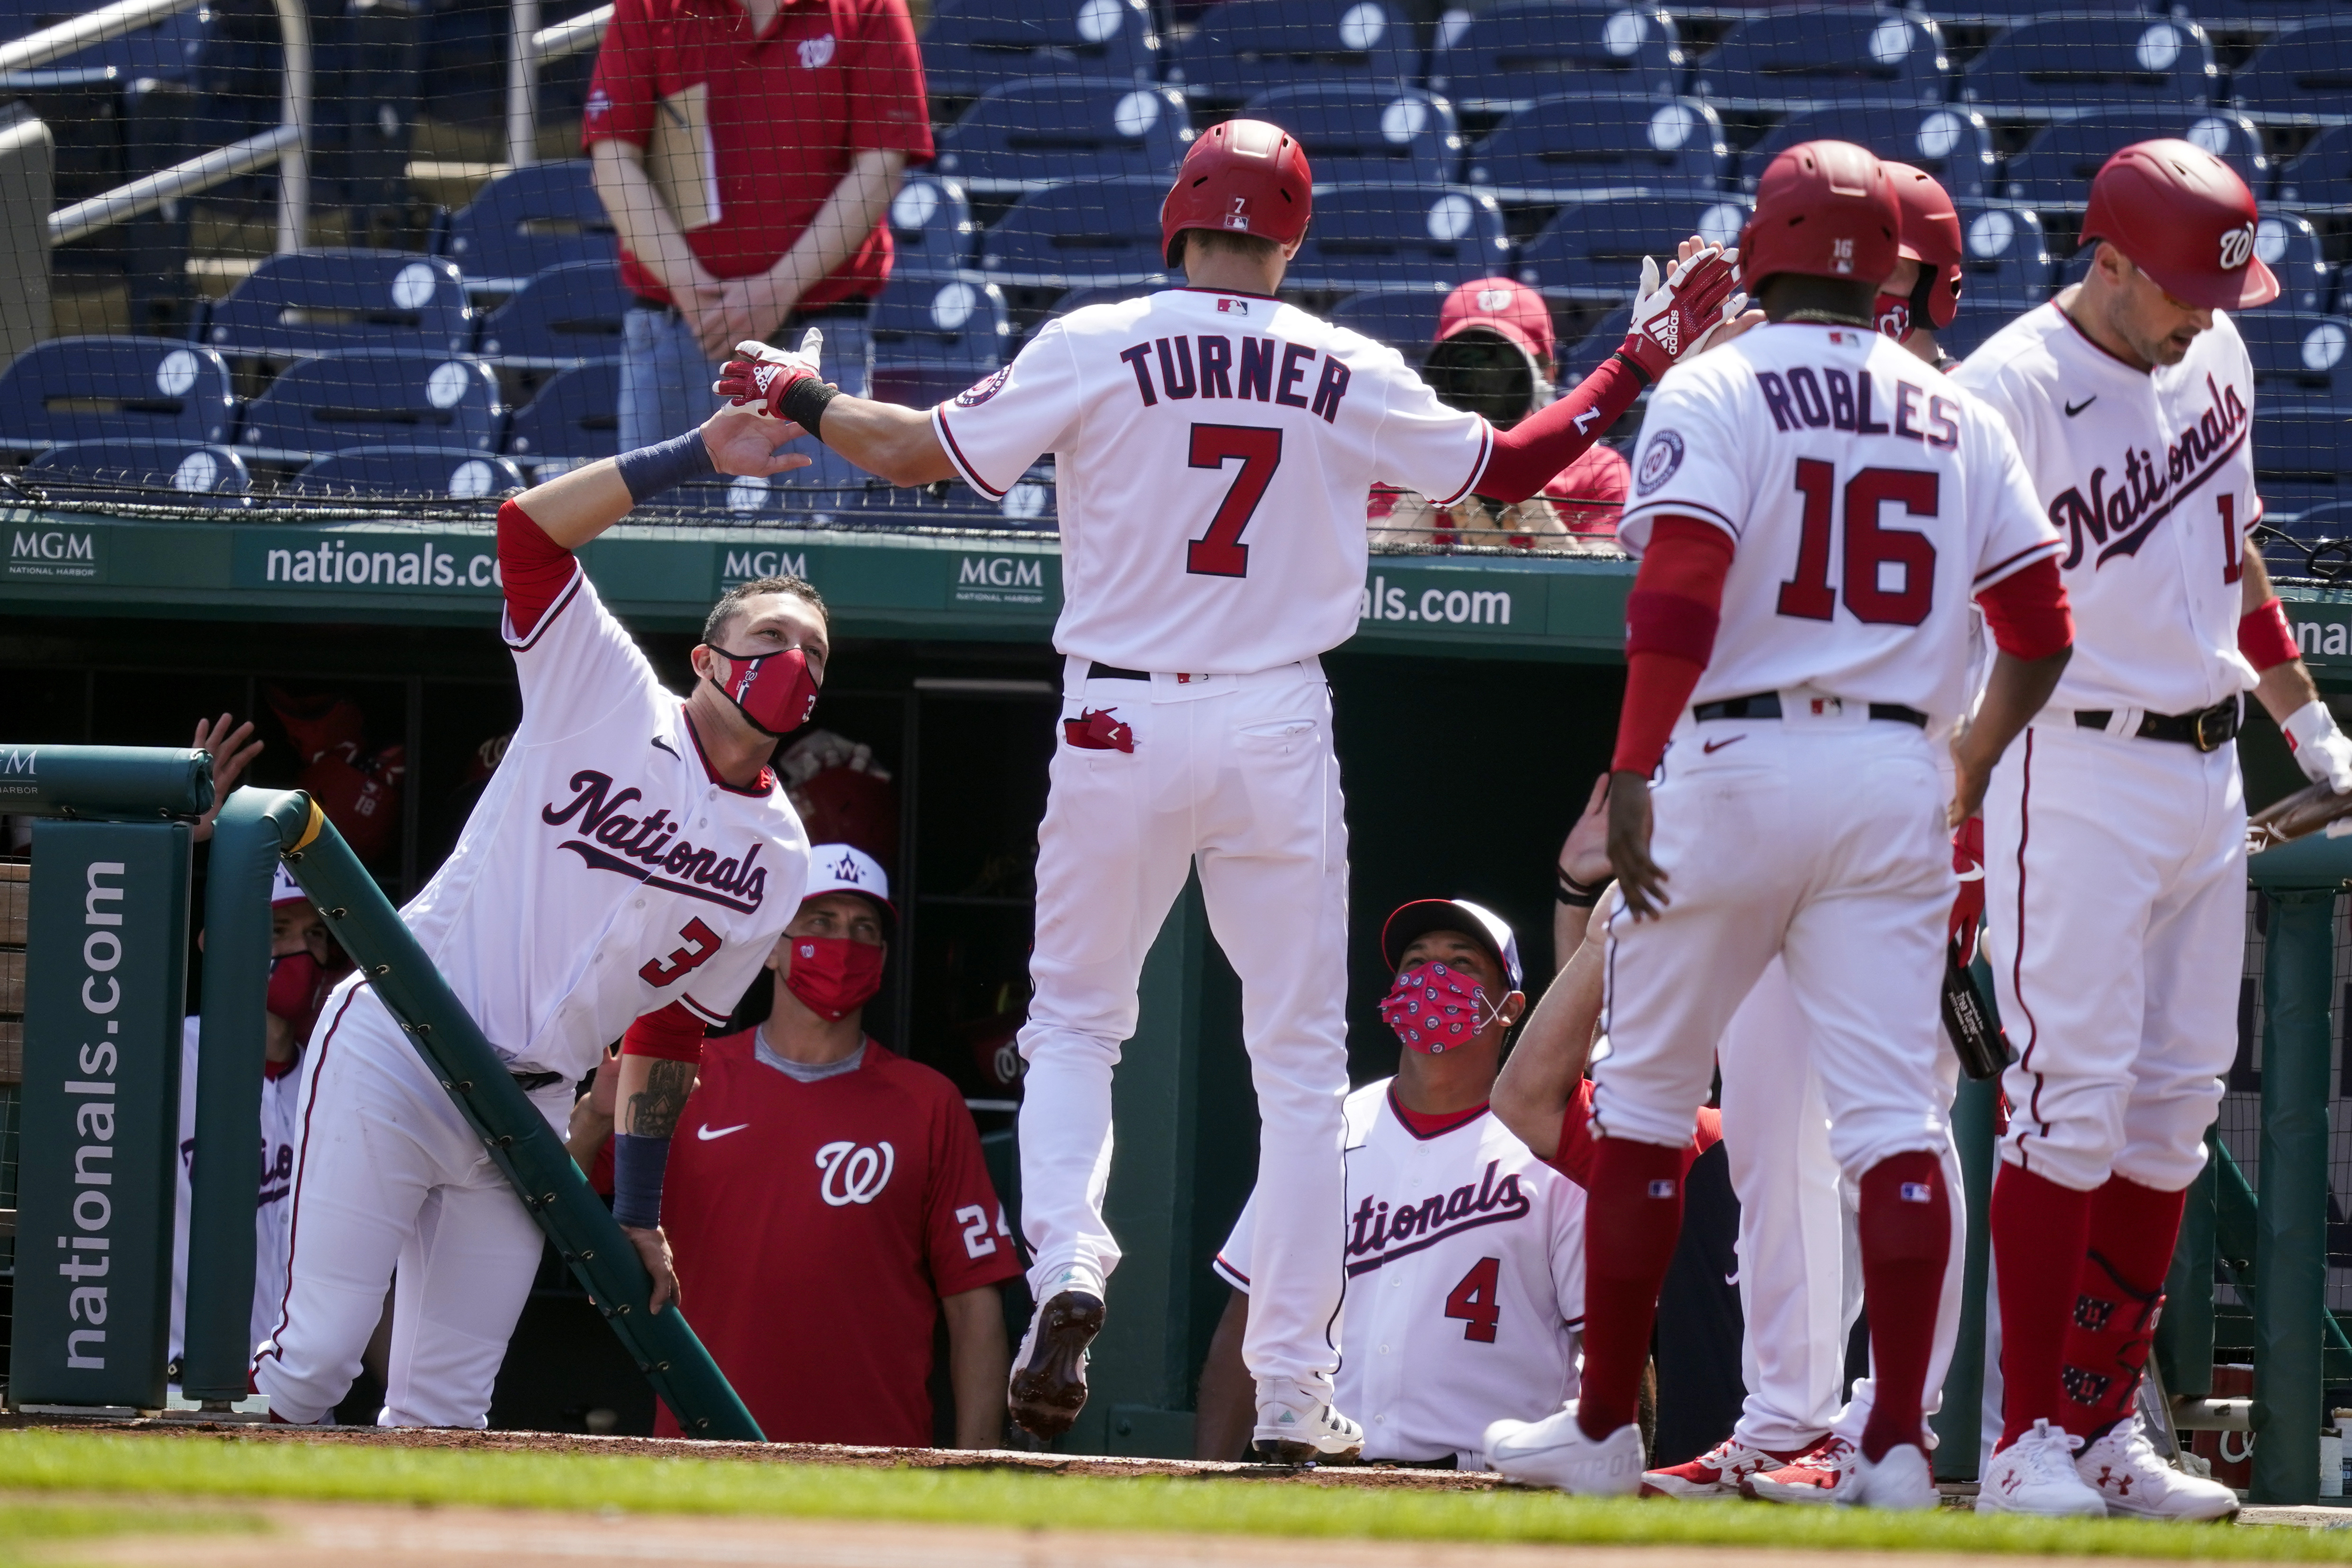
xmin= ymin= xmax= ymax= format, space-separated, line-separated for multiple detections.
xmin=1187 ymin=424 xmax=1283 ymax=578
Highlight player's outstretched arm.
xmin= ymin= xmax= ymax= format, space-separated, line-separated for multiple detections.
xmin=2241 ymin=551 xmax=2352 ymax=793
xmin=1952 ymin=557 xmax=2075 ymax=824
xmin=505 ymin=404 xmax=814 ymax=552
xmin=715 ymin=341 xmax=956 ymax=488
xmin=1492 ymin=898 xmax=1610 ymax=1160
xmin=1552 ymin=774 xmax=1612 ymax=980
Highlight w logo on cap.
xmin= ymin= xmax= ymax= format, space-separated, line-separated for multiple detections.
xmin=2219 ymin=223 xmax=2255 ymax=271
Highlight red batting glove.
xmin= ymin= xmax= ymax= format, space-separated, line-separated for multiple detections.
xmin=1948 ymin=815 xmax=1986 ymax=968
xmin=1620 ymin=244 xmax=1743 ymax=382
xmin=711 ymin=328 xmax=824 ymax=419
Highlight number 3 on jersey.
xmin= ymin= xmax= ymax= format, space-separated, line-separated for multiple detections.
xmin=1776 ymin=460 xmax=1939 ymax=627
xmin=1187 ymin=424 xmax=1282 ymax=578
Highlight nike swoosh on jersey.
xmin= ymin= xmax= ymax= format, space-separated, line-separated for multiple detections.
xmin=2064 ymin=396 xmax=2096 ymax=417
xmin=650 ymin=735 xmax=680 ymax=758
xmin=1703 ymin=736 xmax=1745 ymax=754
xmin=696 ymin=1122 xmax=750 ymax=1140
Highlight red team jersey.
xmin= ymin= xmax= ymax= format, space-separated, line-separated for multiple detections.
xmin=656 ymin=1030 xmax=1019 ymax=1444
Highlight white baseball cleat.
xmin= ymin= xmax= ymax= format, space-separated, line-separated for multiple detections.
xmin=1484 ymin=1403 xmax=1645 ymax=1495
xmin=1744 ymin=1435 xmax=1856 ymax=1504
xmin=1846 ymin=1442 xmax=1939 ymax=1510
xmin=1641 ymin=1433 xmax=1811 ymax=1499
xmin=1252 ymin=1384 xmax=1364 ymax=1464
xmin=2075 ymin=1417 xmax=2240 ymax=1521
xmin=1974 ymin=1419 xmax=2108 ymax=1517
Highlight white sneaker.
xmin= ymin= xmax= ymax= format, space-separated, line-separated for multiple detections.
xmin=1745 ymin=1435 xmax=1857 ymax=1505
xmin=1975 ymin=1419 xmax=2107 ymax=1517
xmin=1484 ymin=1403 xmax=1646 ymax=1495
xmin=1847 ymin=1442 xmax=1938 ymax=1510
xmin=1253 ymin=1384 xmax=1364 ymax=1464
xmin=1642 ymin=1433 xmax=1813 ymax=1499
xmin=2075 ymin=1418 xmax=2241 ymax=1521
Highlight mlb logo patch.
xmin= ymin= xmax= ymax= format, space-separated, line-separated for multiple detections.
xmin=1647 ymin=1179 xmax=1676 ymax=1199
xmin=1900 ymin=1181 xmax=1933 ymax=1202
xmin=1217 ymin=297 xmax=1249 ymax=315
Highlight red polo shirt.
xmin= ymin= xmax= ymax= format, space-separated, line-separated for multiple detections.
xmin=582 ymin=0 xmax=934 ymax=309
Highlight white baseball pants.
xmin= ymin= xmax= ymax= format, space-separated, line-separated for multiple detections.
xmin=1982 ymin=722 xmax=2243 ymax=1193
xmin=253 ymin=980 xmax=570 ymax=1427
xmin=1017 ymin=657 xmax=1350 ymax=1399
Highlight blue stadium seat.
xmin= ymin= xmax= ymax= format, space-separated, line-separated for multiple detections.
xmin=1557 ymin=305 xmax=1634 ymax=384
xmin=0 ymin=0 xmax=210 ymax=86
xmin=2233 ymin=18 xmax=2352 ymax=121
xmin=2257 ymin=212 xmax=2337 ymax=315
xmin=2276 ymin=125 xmax=2352 ymax=215
xmin=870 ymin=276 xmax=1014 ymax=407
xmin=980 ymin=176 xmax=1172 ymax=289
xmin=439 ymin=161 xmax=615 ymax=293
xmin=237 ymin=351 xmax=504 ymax=460
xmin=2001 ymin=110 xmax=2266 ymax=208
xmin=1514 ymin=196 xmax=1749 ymax=300
xmin=1424 ymin=0 xmax=1685 ymax=115
xmin=888 ymin=174 xmax=980 ymax=279
xmin=1166 ymin=0 xmax=1418 ymax=108
xmin=1955 ymin=202 xmax=2057 ymax=310
xmin=1742 ymin=103 xmax=1999 ymax=200
xmin=503 ymin=360 xmax=619 ymax=476
xmin=2253 ymin=408 xmax=2352 ymax=520
xmin=291 ymin=446 xmax=527 ymax=499
xmin=935 ymin=78 xmax=1191 ymax=195
xmin=919 ymin=0 xmax=1159 ymax=102
xmin=2235 ymin=312 xmax=2352 ymax=406
xmin=204 ymin=251 xmax=476 ymax=360
xmin=1694 ymin=8 xmax=1949 ymax=109
xmin=474 ymin=261 xmax=631 ymax=367
xmin=1283 ymin=184 xmax=1512 ymax=293
xmin=1242 ymin=84 xmax=1461 ymax=188
xmin=1962 ymin=16 xmax=2218 ymax=117
xmin=1329 ymin=286 xmax=1454 ymax=353
xmin=1466 ymin=95 xmax=1727 ymax=202
xmin=23 ymin=439 xmax=251 ymax=505
xmin=1043 ymin=281 xmax=1166 ymax=320
xmin=0 ymin=337 xmax=236 ymax=451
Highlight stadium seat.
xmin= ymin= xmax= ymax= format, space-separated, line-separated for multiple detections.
xmin=2277 ymin=125 xmax=2352 ymax=215
xmin=0 ymin=336 xmax=237 ymax=451
xmin=291 ymin=446 xmax=528 ymax=500
xmin=935 ymin=78 xmax=1192 ymax=195
xmin=869 ymin=276 xmax=1014 ymax=407
xmin=2001 ymin=111 xmax=2267 ymax=209
xmin=23 ymin=439 xmax=251 ymax=505
xmin=1282 ymin=184 xmax=1513 ymax=293
xmin=1166 ymin=0 xmax=1418 ymax=109
xmin=979 ymin=176 xmax=1172 ymax=289
xmin=1465 ymin=95 xmax=1728 ymax=202
xmin=918 ymin=0 xmax=1159 ymax=103
xmin=1742 ymin=103 xmax=1999 ymax=201
xmin=1329 ymin=286 xmax=1455 ymax=353
xmin=1423 ymin=0 xmax=1685 ymax=116
xmin=439 ymin=161 xmax=615 ymax=293
xmin=204 ymin=251 xmax=476 ymax=360
xmin=2235 ymin=312 xmax=2352 ymax=406
xmin=1556 ymin=305 xmax=1632 ymax=384
xmin=1514 ymin=195 xmax=1749 ymax=300
xmin=2257 ymin=212 xmax=2337 ymax=315
xmin=1242 ymin=84 xmax=1462 ymax=189
xmin=2253 ymin=408 xmax=2352 ymax=520
xmin=1042 ymin=281 xmax=1166 ymax=320
xmin=474 ymin=261 xmax=631 ymax=367
xmin=1694 ymin=8 xmax=1950 ymax=110
xmin=1961 ymin=16 xmax=2219 ymax=117
xmin=888 ymin=175 xmax=980 ymax=279
xmin=237 ymin=351 xmax=505 ymax=460
xmin=2233 ymin=18 xmax=2352 ymax=122
xmin=1954 ymin=201 xmax=2058 ymax=310
xmin=503 ymin=360 xmax=620 ymax=476
xmin=0 ymin=0 xmax=210 ymax=86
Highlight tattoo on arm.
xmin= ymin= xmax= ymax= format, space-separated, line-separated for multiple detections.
xmin=626 ymin=1060 xmax=696 ymax=1138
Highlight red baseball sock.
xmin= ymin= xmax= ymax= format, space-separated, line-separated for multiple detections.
xmin=1577 ymin=1136 xmax=1689 ymax=1441
xmin=1856 ymin=1150 xmax=1952 ymax=1463
xmin=2058 ymin=1174 xmax=2187 ymax=1440
xmin=1991 ymin=1162 xmax=2094 ymax=1449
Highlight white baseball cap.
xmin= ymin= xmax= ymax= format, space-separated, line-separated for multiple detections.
xmin=802 ymin=843 xmax=893 ymax=931
xmin=270 ymin=864 xmax=309 ymax=908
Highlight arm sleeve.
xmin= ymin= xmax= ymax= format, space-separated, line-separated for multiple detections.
xmin=498 ymin=499 xmax=580 ymax=641
xmin=1612 ymin=517 xmax=1734 ymax=775
xmin=1210 ymin=1191 xmax=1260 ymax=1293
xmin=619 ymin=1000 xmax=705 ymax=1063
xmin=1473 ymin=354 xmax=1649 ymax=505
xmin=1976 ymin=556 xmax=2073 ymax=662
xmin=931 ymin=322 xmax=1085 ymax=499
xmin=580 ymin=0 xmax=657 ymax=149
xmin=844 ymin=0 xmax=934 ymax=157
xmin=924 ymin=1095 xmax=1025 ymax=1296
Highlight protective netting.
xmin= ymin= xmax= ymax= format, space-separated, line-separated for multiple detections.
xmin=0 ymin=0 xmax=2350 ymax=553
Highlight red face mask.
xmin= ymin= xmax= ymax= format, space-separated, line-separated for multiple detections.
xmin=265 ymin=950 xmax=325 ymax=1032
xmin=783 ymin=935 xmax=886 ymax=1021
xmin=1874 ymin=293 xmax=1912 ymax=342
xmin=709 ymin=645 xmax=820 ymax=737
xmin=1378 ymin=961 xmax=1499 ymax=1055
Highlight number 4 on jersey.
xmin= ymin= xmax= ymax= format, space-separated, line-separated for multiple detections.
xmin=1445 ymin=1255 xmax=1504 ymax=1343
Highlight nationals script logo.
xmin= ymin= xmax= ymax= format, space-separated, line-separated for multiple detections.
xmin=2047 ymin=374 xmax=2248 ymax=571
xmin=541 ymin=770 xmax=771 ymax=913
xmin=1344 ymin=1160 xmax=1532 ymax=1276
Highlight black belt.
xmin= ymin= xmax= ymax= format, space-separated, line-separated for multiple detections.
xmin=2074 ymin=697 xmax=2239 ymax=752
xmin=631 ymin=297 xmax=871 ymax=325
xmin=511 ymin=1070 xmax=566 ymax=1092
xmin=1693 ymin=692 xmax=1928 ymax=729
xmin=1088 ymin=662 xmax=1152 ymax=681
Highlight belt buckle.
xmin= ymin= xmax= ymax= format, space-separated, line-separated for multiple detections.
xmin=2193 ymin=705 xmax=2230 ymax=752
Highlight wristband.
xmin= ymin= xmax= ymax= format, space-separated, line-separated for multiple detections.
xmin=2239 ymin=596 xmax=2299 ymax=672
xmin=611 ymin=1131 xmax=672 ymax=1228
xmin=1557 ymin=866 xmax=1604 ymax=908
xmin=780 ymin=377 xmax=838 ymax=436
xmin=2282 ymin=697 xmax=2343 ymax=756
xmin=614 ymin=430 xmax=716 ymax=504
xmin=1610 ymin=348 xmax=1653 ymax=387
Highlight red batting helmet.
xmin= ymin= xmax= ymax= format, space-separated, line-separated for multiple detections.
xmin=1884 ymin=161 xmax=1963 ymax=330
xmin=1738 ymin=140 xmax=1901 ymax=292
xmin=1160 ymin=118 xmax=1312 ymax=269
xmin=2079 ymin=138 xmax=2279 ymax=310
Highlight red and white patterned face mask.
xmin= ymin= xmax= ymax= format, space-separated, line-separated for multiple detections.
xmin=1379 ymin=961 xmax=1499 ymax=1054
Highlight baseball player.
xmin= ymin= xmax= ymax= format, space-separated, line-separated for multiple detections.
xmin=1953 ymin=139 xmax=2343 ymax=1519
xmin=708 ymin=118 xmax=1746 ymax=1456
xmin=1478 ymin=140 xmax=2075 ymax=1507
xmin=1194 ymin=900 xmax=1585 ymax=1466
xmin=253 ymin=403 xmax=822 ymax=1427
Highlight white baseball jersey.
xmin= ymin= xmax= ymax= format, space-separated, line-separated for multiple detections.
xmin=1214 ymin=1081 xmax=1586 ymax=1466
xmin=931 ymin=288 xmax=1494 ymax=674
xmin=169 ymin=1017 xmax=301 ymax=1369
xmin=1620 ymin=322 xmax=2060 ymax=730
xmin=400 ymin=565 xmax=810 ymax=1079
xmin=1950 ymin=302 xmax=2260 ymax=716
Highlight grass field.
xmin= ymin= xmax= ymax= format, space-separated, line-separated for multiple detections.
xmin=1 ymin=1428 xmax=2350 ymax=1561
